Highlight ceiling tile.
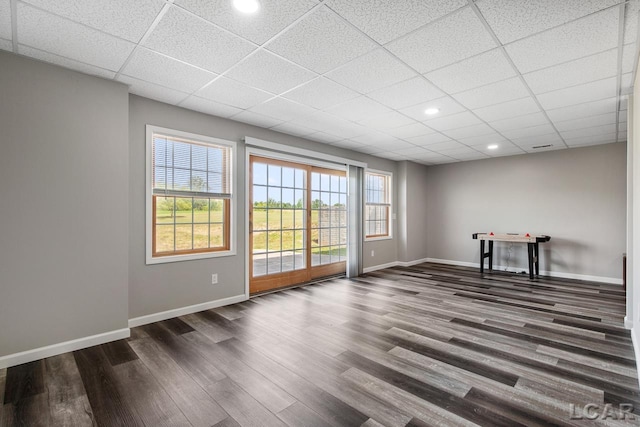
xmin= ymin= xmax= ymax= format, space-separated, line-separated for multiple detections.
xmin=386 ymin=7 xmax=496 ymax=73
xmin=457 ymin=133 xmax=509 ymax=147
xmin=22 ymin=0 xmax=165 ymax=42
xmin=306 ymin=132 xmax=343 ymax=144
xmin=325 ymin=48 xmax=417 ymax=94
xmin=118 ymin=75 xmax=190 ymax=105
xmin=249 ymin=97 xmax=317 ymax=122
xmin=537 ymin=77 xmax=617 ymax=110
xmin=522 ymin=49 xmax=618 ymax=94
xmin=270 ymin=122 xmax=317 ymax=137
xmin=545 ymin=97 xmax=618 ymax=122
xmin=424 ymin=111 xmax=482 ymax=131
xmin=231 ymin=110 xmax=284 ymax=128
xmin=367 ymin=77 xmax=444 ymax=110
xmin=622 ymin=43 xmax=638 ymax=73
xmin=425 ymin=140 xmax=469 ymax=151
xmin=0 ymin=0 xmax=11 ymax=40
xmin=553 ymin=112 xmax=617 ymax=132
xmin=483 ymin=145 xmax=526 ymax=157
xmin=425 ymin=49 xmax=516 ymax=94
xmin=392 ymin=146 xmax=436 ymax=156
xmin=325 ymin=96 xmax=392 ymax=122
xmin=400 ymin=96 xmax=466 ymax=121
xmin=316 ymin=117 xmax=369 ymax=139
xmin=511 ymin=132 xmax=564 ymax=146
xmin=386 ymin=122 xmax=435 ymax=139
xmin=282 ymin=77 xmax=359 ymax=110
xmin=500 ymin=123 xmax=557 ymax=139
xmin=122 ymin=47 xmax=217 ymax=93
xmin=357 ymin=111 xmax=415 ymax=130
xmin=331 ymin=140 xmax=368 ymax=150
xmin=174 ymin=0 xmax=317 ymax=45
xmin=625 ymin=0 xmax=640 ymax=44
xmin=122 ymin=48 xmax=216 ymax=93
xmin=373 ymin=151 xmax=410 ymax=161
xmin=196 ymin=76 xmax=273 ymax=109
xmin=0 ymin=38 xmax=12 ymax=51
xmin=225 ymin=50 xmax=316 ymax=94
xmin=180 ymin=96 xmax=244 ymax=118
xmin=404 ymin=133 xmax=452 ymax=147
xmin=473 ymin=97 xmax=540 ymax=122
xmin=143 ymin=7 xmax=255 ymax=74
xmin=443 ymin=123 xmax=496 ymax=140
xmin=560 ymin=123 xmax=617 ymax=140
xmin=351 ymin=131 xmax=400 ymax=145
xmin=452 ymin=77 xmax=529 ymax=109
xmin=326 ymin=0 xmax=466 ymax=44
xmin=448 ymin=151 xmax=491 ymax=161
xmin=18 ymin=45 xmax=116 ymax=79
xmin=565 ymin=133 xmax=617 ymax=147
xmin=518 ymin=143 xmax=565 ymax=153
xmin=438 ymin=146 xmax=483 ymax=156
xmin=504 ymin=7 xmax=620 ymax=73
xmin=489 ymin=112 xmax=550 ymax=132
xmin=477 ymin=0 xmax=619 ymax=44
xmin=266 ymin=6 xmax=375 ymax=74
xmin=18 ymin=3 xmax=135 ymax=71
xmin=368 ymin=139 xmax=415 ymax=151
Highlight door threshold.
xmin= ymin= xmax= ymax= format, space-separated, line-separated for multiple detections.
xmin=250 ymin=274 xmax=346 ymax=297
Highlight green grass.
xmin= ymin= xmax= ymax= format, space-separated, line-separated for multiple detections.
xmin=155 ymin=206 xmax=347 ymax=255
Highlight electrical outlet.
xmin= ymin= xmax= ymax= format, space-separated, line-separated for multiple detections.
xmin=211 ymin=273 xmax=218 ymax=285
xmin=371 ymin=250 xmax=375 ymax=257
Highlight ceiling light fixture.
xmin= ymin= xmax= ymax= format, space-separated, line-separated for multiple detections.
xmin=424 ymin=108 xmax=440 ymax=115
xmin=487 ymin=144 xmax=499 ymax=150
xmin=233 ymin=0 xmax=260 ymax=13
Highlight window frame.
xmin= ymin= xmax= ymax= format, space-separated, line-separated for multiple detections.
xmin=146 ymin=125 xmax=236 ymax=265
xmin=364 ymin=169 xmax=393 ymax=242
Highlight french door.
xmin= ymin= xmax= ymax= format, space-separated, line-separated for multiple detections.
xmin=250 ymin=155 xmax=347 ymax=294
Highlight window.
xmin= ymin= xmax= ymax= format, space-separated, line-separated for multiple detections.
xmin=146 ymin=126 xmax=235 ymax=264
xmin=365 ymin=170 xmax=392 ymax=239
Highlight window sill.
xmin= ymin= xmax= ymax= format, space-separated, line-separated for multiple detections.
xmin=146 ymin=249 xmax=236 ymax=265
xmin=365 ymin=236 xmax=393 ymax=242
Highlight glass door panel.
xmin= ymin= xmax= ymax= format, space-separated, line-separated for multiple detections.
xmin=250 ymin=157 xmax=347 ymax=293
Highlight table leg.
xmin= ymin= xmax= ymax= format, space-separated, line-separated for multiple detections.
xmin=528 ymin=243 xmax=534 ymax=280
xmin=488 ymin=240 xmax=493 ymax=271
xmin=480 ymin=240 xmax=485 ymax=274
xmin=534 ymin=242 xmax=540 ymax=276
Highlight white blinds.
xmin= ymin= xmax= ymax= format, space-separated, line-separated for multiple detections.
xmin=153 ymin=133 xmax=231 ymax=198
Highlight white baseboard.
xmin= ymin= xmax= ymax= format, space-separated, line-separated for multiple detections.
xmin=363 ymin=258 xmax=432 ymax=273
xmin=631 ymin=327 xmax=640 ymax=388
xmin=425 ymin=257 xmax=623 ymax=285
xmin=128 ymin=294 xmax=248 ymax=328
xmin=0 ymin=328 xmax=130 ymax=369
xmin=625 ymin=316 xmax=634 ymax=330
xmin=363 ymin=261 xmax=399 ymax=273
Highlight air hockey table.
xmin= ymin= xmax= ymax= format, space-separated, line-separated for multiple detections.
xmin=472 ymin=233 xmax=551 ymax=280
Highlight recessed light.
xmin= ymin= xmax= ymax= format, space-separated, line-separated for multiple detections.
xmin=424 ymin=108 xmax=440 ymax=115
xmin=487 ymin=144 xmax=499 ymax=150
xmin=233 ymin=0 xmax=260 ymax=13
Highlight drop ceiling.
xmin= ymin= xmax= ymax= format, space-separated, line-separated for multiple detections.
xmin=1 ymin=0 xmax=638 ymax=164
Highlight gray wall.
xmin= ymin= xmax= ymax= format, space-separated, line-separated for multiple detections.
xmin=0 ymin=52 xmax=130 ymax=357
xmin=397 ymin=161 xmax=430 ymax=263
xmin=425 ymin=143 xmax=627 ymax=280
xmin=129 ymin=96 xmax=398 ymax=319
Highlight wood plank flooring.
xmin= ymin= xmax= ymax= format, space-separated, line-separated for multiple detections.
xmin=2 ymin=262 xmax=639 ymax=426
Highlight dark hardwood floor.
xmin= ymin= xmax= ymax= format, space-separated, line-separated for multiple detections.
xmin=2 ymin=262 xmax=639 ymax=426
